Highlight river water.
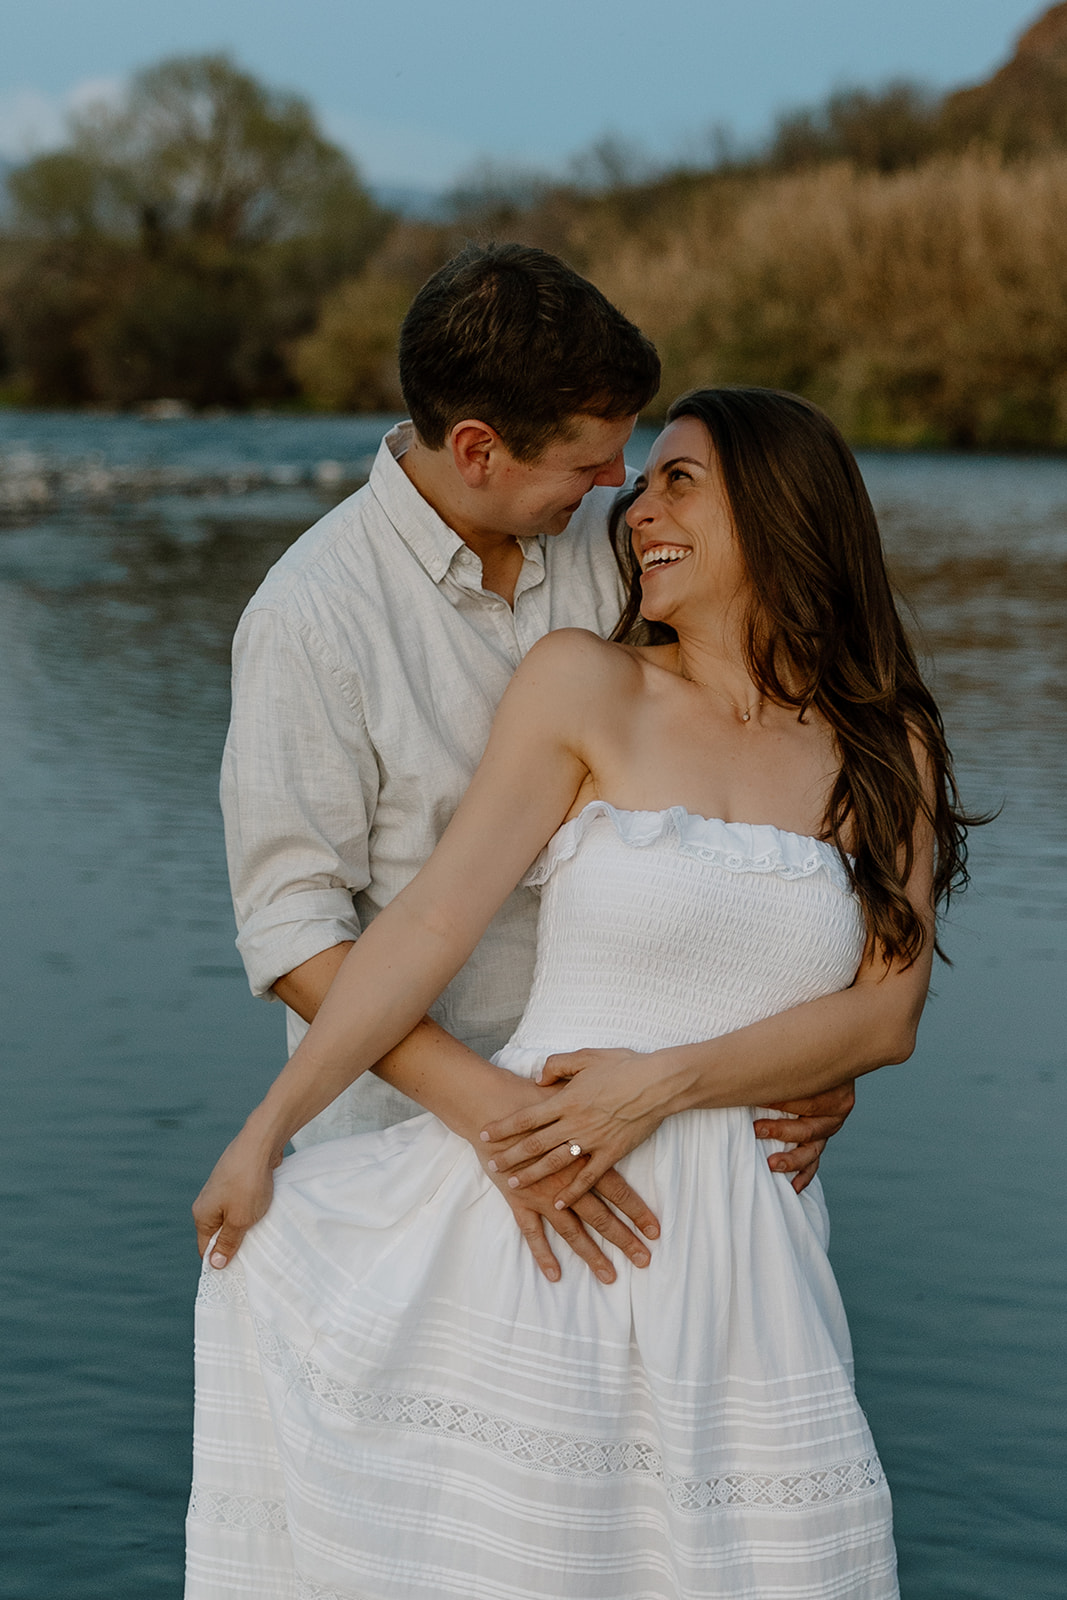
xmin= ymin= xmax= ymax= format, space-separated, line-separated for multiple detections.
xmin=0 ymin=413 xmax=1063 ymax=1599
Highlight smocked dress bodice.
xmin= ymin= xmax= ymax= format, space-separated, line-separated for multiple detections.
xmin=503 ymin=802 xmax=866 ymax=1064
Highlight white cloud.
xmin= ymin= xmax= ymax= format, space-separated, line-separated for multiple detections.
xmin=0 ymin=78 xmax=123 ymax=159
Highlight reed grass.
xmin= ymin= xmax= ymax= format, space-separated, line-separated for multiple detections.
xmin=586 ymin=152 xmax=1067 ymax=446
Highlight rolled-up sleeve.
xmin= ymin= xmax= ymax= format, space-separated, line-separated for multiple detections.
xmin=221 ymin=605 xmax=377 ymax=998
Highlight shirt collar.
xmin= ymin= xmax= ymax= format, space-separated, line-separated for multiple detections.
xmin=368 ymin=420 xmax=546 ymax=588
xmin=368 ymin=422 xmax=466 ymax=583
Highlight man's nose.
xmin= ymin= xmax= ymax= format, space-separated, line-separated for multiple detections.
xmin=595 ymin=452 xmax=627 ymax=488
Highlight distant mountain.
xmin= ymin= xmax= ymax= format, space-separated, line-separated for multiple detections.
xmin=943 ymin=1 xmax=1067 ymax=152
xmin=369 ymin=183 xmax=449 ymax=222
xmin=0 ymin=158 xmax=14 ymax=219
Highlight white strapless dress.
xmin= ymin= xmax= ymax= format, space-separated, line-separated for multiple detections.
xmin=186 ymin=805 xmax=898 ymax=1599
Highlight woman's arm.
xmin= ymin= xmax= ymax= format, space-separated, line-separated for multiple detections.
xmin=480 ymin=797 xmax=936 ymax=1209
xmin=193 ymin=631 xmax=619 ymax=1265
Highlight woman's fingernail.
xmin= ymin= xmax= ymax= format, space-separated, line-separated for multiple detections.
xmin=643 ymin=1224 xmax=659 ymax=1238
xmin=545 ymin=1267 xmax=560 ymax=1281
xmin=635 ymin=1252 xmax=650 ymax=1267
xmin=479 ymin=1130 xmax=490 ymax=1141
xmin=487 ymin=1159 xmax=498 ymax=1172
xmin=209 ymin=1251 xmax=227 ymax=1270
xmin=597 ymin=1269 xmax=614 ymax=1284
xmin=554 ymin=1199 xmax=567 ymax=1210
xmin=507 ymin=1176 xmax=519 ymax=1188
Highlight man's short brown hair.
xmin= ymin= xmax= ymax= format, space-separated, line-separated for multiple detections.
xmin=398 ymin=243 xmax=660 ymax=461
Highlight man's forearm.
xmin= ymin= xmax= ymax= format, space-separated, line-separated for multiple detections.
xmin=271 ymin=943 xmax=539 ymax=1140
xmin=272 ymin=942 xmax=354 ymax=1021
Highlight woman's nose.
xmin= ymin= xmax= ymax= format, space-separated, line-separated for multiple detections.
xmin=625 ymin=491 xmax=652 ymax=528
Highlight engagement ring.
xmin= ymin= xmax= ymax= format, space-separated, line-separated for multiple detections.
xmin=568 ymin=1142 xmax=583 ymax=1158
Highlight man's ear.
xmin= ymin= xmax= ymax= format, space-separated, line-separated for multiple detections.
xmin=449 ymin=420 xmax=503 ymax=488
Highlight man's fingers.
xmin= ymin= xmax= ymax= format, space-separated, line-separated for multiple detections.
xmin=573 ymin=1191 xmax=651 ymax=1268
xmin=593 ymin=1168 xmax=660 ymax=1240
xmin=545 ymin=1209 xmax=616 ymax=1284
xmin=764 ymin=1081 xmax=856 ymax=1122
xmin=754 ymin=1115 xmax=842 ymax=1144
xmin=551 ymin=1154 xmax=615 ymax=1212
xmin=767 ymin=1139 xmax=826 ymax=1179
xmin=511 ymin=1206 xmax=562 ymax=1283
xmin=790 ymin=1160 xmax=819 ymax=1195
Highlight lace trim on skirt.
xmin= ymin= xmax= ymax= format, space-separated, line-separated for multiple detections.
xmin=243 ymin=1317 xmax=886 ymax=1516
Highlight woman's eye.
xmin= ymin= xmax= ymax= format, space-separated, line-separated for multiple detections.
xmin=667 ymin=468 xmax=691 ymax=485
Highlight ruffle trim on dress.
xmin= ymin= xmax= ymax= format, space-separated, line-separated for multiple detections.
xmin=524 ymin=802 xmax=852 ymax=891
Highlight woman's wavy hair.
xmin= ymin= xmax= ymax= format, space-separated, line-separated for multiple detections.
xmin=610 ymin=386 xmax=979 ymax=965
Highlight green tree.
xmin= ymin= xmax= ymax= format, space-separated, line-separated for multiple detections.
xmin=1 ymin=54 xmax=389 ymax=405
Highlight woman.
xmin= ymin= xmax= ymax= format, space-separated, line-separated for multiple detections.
xmin=187 ymin=389 xmax=969 ymax=1599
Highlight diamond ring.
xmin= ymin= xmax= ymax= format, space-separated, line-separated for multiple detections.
xmin=568 ymin=1142 xmax=583 ymax=1158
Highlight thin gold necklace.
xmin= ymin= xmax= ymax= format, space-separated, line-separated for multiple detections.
xmin=679 ymin=667 xmax=764 ymax=723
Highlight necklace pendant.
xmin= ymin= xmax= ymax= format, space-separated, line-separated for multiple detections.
xmin=742 ymin=710 xmax=751 ymax=722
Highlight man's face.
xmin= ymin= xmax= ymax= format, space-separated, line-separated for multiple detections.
xmin=483 ymin=413 xmax=636 ymax=539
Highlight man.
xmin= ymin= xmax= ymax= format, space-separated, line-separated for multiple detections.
xmin=206 ymin=243 xmax=852 ymax=1278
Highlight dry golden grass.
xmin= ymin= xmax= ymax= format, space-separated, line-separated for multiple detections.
xmin=587 ymin=152 xmax=1067 ymax=446
xmin=293 ymin=151 xmax=1067 ymax=447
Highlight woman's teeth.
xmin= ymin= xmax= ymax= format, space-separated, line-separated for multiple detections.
xmin=642 ymin=546 xmax=690 ymax=571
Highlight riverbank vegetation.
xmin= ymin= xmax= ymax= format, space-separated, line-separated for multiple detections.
xmin=0 ymin=56 xmax=389 ymax=410
xmin=5 ymin=4 xmax=1067 ymax=447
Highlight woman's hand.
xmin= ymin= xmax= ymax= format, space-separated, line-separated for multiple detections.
xmin=480 ymin=1048 xmax=670 ymax=1211
xmin=192 ymin=1128 xmax=284 ymax=1269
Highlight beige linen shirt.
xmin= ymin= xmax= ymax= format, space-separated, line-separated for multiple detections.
xmin=221 ymin=422 xmax=631 ymax=1144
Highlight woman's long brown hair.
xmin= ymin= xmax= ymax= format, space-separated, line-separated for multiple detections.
xmin=611 ymin=387 xmax=980 ymax=965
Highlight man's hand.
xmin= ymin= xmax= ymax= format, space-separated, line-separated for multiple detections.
xmin=753 ymin=1081 xmax=856 ymax=1193
xmin=483 ymin=1158 xmax=658 ymax=1284
xmin=370 ymin=1013 xmax=663 ymax=1286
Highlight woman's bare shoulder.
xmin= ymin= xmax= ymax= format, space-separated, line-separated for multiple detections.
xmin=496 ymin=631 xmax=647 ymax=752
xmin=517 ymin=629 xmax=646 ymax=691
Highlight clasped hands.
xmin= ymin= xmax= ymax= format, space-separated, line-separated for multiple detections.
xmin=481 ymin=1044 xmax=855 ymax=1215
xmin=193 ymin=1046 xmax=853 ymax=1289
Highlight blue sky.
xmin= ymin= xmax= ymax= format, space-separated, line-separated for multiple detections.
xmin=0 ymin=0 xmax=1049 ymax=190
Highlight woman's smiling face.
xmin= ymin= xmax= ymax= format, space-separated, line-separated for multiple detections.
xmin=625 ymin=416 xmax=749 ymax=626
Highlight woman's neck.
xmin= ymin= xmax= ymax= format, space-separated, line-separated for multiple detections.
xmin=671 ymin=630 xmax=756 ymax=705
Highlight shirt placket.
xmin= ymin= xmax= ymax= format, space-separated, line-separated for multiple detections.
xmin=448 ymin=545 xmax=548 ymax=667
xmin=512 ymin=541 xmax=550 ymax=654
